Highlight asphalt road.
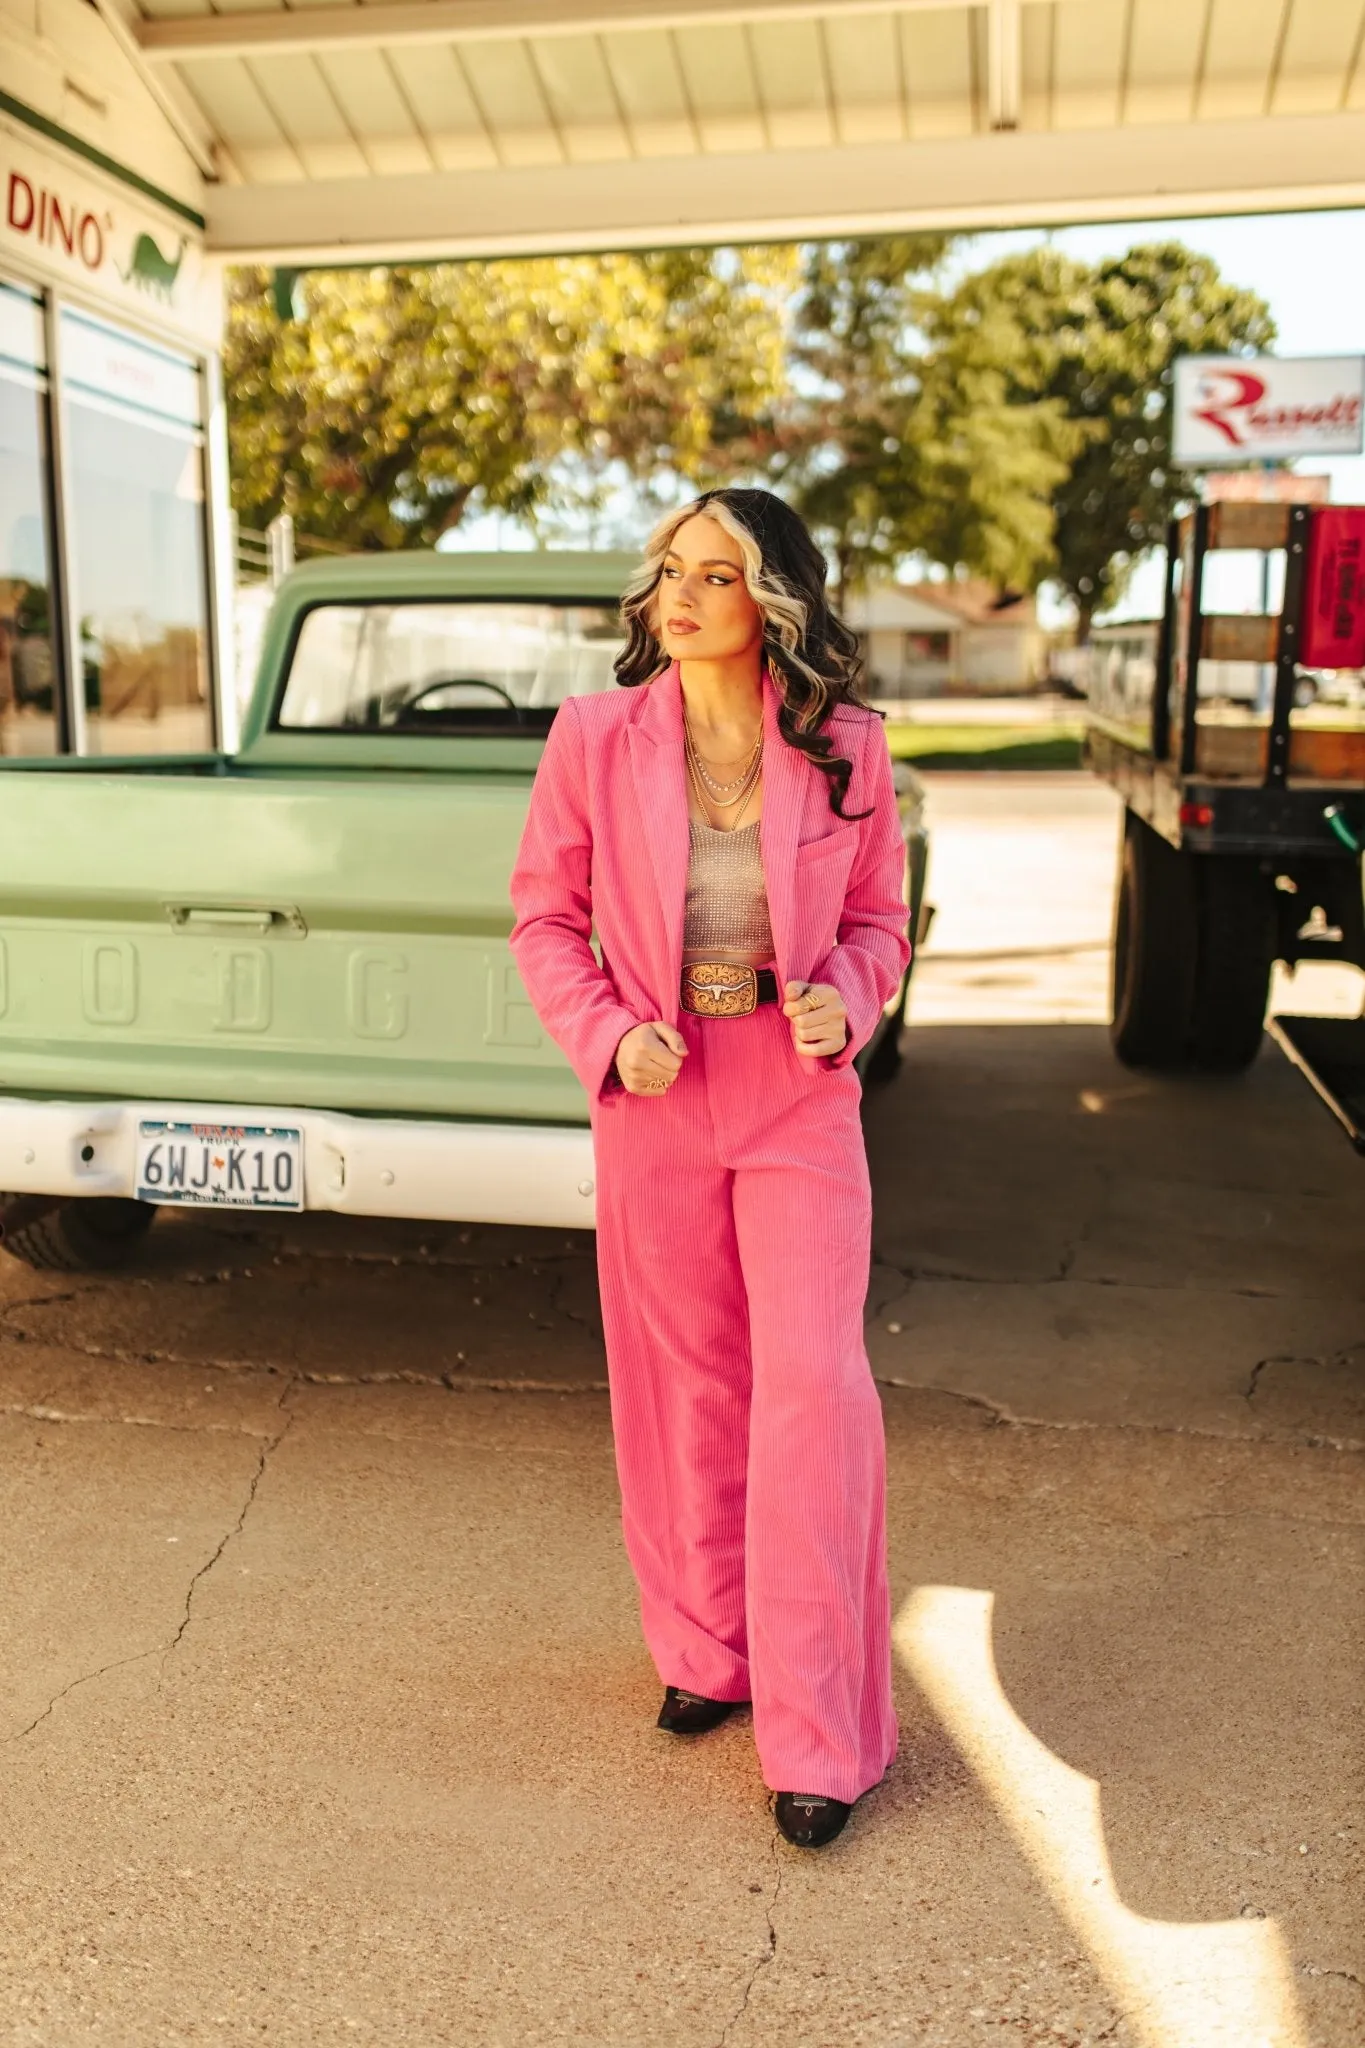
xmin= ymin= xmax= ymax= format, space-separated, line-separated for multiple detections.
xmin=1 ymin=773 xmax=1361 ymax=2047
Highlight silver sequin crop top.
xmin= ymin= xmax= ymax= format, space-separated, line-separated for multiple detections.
xmin=682 ymin=818 xmax=775 ymax=961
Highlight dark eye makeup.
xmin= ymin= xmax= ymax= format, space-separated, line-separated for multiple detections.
xmin=663 ymin=558 xmax=739 ymax=586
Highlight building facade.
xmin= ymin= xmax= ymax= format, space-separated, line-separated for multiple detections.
xmin=1 ymin=37 xmax=229 ymax=760
xmin=847 ymin=579 xmax=1049 ymax=698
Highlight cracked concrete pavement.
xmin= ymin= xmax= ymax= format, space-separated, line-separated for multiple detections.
xmin=0 ymin=772 xmax=1362 ymax=2046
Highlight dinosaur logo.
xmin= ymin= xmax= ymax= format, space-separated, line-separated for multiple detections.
xmin=118 ymin=231 xmax=187 ymax=302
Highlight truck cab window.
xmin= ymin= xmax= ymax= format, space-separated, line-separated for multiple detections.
xmin=275 ymin=601 xmax=626 ymax=735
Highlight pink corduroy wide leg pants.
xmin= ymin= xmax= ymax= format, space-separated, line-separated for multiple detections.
xmin=592 ymin=1003 xmax=897 ymax=1806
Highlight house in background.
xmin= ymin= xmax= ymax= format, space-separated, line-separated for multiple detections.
xmin=846 ymin=579 xmax=1049 ymax=697
xmin=844 ymin=585 xmax=956 ymax=697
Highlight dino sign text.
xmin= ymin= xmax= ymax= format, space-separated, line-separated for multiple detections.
xmin=1 ymin=121 xmax=210 ymax=339
xmin=7 ymin=169 xmax=189 ymax=303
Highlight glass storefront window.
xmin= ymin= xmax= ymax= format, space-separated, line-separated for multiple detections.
xmin=0 ymin=279 xmax=61 ymax=757
xmin=60 ymin=308 xmax=213 ymax=755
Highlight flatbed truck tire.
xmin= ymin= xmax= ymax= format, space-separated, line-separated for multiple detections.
xmin=0 ymin=1195 xmax=157 ymax=1271
xmin=1189 ymin=857 xmax=1275 ymax=1074
xmin=1111 ymin=811 xmax=1198 ymax=1069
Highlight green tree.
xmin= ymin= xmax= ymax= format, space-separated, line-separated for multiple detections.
xmin=781 ymin=237 xmax=1075 ymax=594
xmin=920 ymin=242 xmax=1277 ymax=637
xmin=225 ymin=248 xmax=797 ymax=550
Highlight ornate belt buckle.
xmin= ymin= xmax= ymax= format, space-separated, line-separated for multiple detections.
xmin=680 ymin=962 xmax=759 ymax=1018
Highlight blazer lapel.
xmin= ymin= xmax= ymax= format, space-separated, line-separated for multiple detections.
xmin=626 ymin=665 xmax=689 ymax=1024
xmin=759 ymin=673 xmax=804 ymax=988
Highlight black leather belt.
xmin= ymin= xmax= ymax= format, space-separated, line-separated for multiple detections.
xmin=680 ymin=964 xmax=779 ymax=1018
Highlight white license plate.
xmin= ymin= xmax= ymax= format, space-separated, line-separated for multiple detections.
xmin=136 ymin=1120 xmax=304 ymax=1210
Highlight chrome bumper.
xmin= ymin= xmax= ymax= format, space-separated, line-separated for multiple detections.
xmin=0 ymin=1096 xmax=597 ymax=1230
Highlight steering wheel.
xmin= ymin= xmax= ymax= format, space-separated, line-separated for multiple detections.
xmin=392 ymin=677 xmax=523 ymax=724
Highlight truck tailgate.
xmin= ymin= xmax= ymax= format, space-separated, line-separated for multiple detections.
xmin=0 ymin=768 xmax=583 ymax=1123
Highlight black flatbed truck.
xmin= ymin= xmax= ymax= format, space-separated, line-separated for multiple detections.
xmin=1084 ymin=498 xmax=1365 ymax=1148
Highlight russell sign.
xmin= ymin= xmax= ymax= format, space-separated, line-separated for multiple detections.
xmin=1173 ymin=354 xmax=1365 ymax=467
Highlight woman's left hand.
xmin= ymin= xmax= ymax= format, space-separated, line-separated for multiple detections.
xmin=783 ymin=980 xmax=848 ymax=1058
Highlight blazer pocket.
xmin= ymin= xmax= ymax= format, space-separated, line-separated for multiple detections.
xmin=793 ymin=835 xmax=859 ymax=954
xmin=795 ymin=830 xmax=858 ymax=876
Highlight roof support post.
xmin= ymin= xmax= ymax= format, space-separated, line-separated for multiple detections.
xmin=987 ymin=0 xmax=1022 ymax=133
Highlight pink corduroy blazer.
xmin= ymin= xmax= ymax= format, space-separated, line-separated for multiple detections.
xmin=508 ymin=664 xmax=911 ymax=1104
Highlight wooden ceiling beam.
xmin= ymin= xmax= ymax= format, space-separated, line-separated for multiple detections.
xmin=202 ymin=110 xmax=1365 ymax=262
xmin=139 ymin=0 xmax=986 ymax=63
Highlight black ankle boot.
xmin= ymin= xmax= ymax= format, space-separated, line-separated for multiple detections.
xmin=656 ymin=1687 xmax=746 ymax=1735
xmin=774 ymin=1792 xmax=853 ymax=1847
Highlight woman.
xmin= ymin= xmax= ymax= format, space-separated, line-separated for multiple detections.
xmin=509 ymin=488 xmax=910 ymax=1848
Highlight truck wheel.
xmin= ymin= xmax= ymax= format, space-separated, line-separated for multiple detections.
xmin=1190 ymin=858 xmax=1276 ymax=1073
xmin=0 ymin=1196 xmax=157 ymax=1272
xmin=1111 ymin=811 xmax=1198 ymax=1069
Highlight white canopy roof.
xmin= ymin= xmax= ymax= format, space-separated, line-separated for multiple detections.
xmin=845 ymin=586 xmax=967 ymax=632
xmin=93 ymin=0 xmax=1365 ymax=261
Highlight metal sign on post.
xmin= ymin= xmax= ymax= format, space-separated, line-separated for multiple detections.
xmin=1173 ymin=355 xmax=1365 ymax=466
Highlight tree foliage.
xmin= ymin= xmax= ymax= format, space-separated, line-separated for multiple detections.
xmin=225 ymin=235 xmax=1276 ymax=631
xmin=783 ymin=237 xmax=1075 ymax=594
xmin=920 ymin=242 xmax=1277 ymax=634
xmin=226 ymin=249 xmax=797 ymax=549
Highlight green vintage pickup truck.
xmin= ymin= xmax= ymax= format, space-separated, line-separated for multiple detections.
xmin=0 ymin=553 xmax=929 ymax=1269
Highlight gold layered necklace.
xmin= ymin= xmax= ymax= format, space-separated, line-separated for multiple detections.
xmin=685 ymin=716 xmax=763 ymax=831
xmin=687 ymin=722 xmax=761 ymax=797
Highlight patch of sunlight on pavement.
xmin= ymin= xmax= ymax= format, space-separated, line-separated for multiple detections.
xmin=910 ymin=776 xmax=1365 ymax=1028
xmin=911 ymin=953 xmax=1364 ymax=1030
xmin=894 ymin=1587 xmax=1309 ymax=2048
xmin=1270 ymin=961 xmax=1364 ymax=1021
xmin=911 ymin=946 xmax=1112 ymax=1026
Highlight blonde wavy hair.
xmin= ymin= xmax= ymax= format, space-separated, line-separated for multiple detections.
xmin=614 ymin=488 xmax=874 ymax=817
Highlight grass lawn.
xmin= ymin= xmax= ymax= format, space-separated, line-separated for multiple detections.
xmin=883 ymin=721 xmax=1085 ymax=771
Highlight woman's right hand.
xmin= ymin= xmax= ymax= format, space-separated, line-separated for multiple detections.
xmin=615 ymin=1021 xmax=688 ymax=1096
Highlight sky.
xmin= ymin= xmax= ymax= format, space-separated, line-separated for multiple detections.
xmin=958 ymin=208 xmax=1365 ymax=623
xmin=441 ymin=206 xmax=1365 ymax=623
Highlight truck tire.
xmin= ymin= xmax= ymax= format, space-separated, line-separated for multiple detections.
xmin=1111 ymin=811 xmax=1198 ymax=1069
xmin=1190 ymin=857 xmax=1276 ymax=1073
xmin=0 ymin=1196 xmax=157 ymax=1272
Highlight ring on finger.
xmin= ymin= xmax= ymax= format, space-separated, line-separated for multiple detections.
xmin=803 ymin=988 xmax=822 ymax=1011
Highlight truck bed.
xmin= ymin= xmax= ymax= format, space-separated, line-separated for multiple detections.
xmin=0 ymin=759 xmax=583 ymax=1124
